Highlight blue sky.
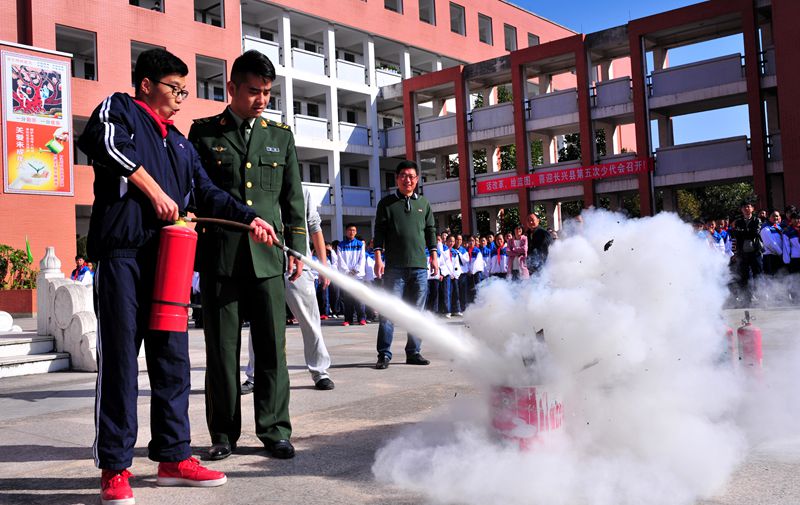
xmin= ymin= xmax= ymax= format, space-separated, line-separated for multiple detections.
xmin=514 ymin=0 xmax=751 ymax=148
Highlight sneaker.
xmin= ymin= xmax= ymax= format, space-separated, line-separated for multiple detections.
xmin=406 ymin=353 xmax=430 ymax=365
xmin=101 ymin=469 xmax=134 ymax=505
xmin=342 ymin=321 xmax=350 ymax=326
xmin=241 ymin=379 xmax=254 ymax=395
xmin=315 ymin=377 xmax=335 ymax=390
xmin=444 ymin=313 xmax=452 ymax=319
xmin=376 ymin=356 xmax=390 ymax=369
xmin=320 ymin=315 xmax=329 ymax=320
xmin=157 ymin=457 xmax=227 ymax=487
xmin=359 ymin=319 xmax=367 ymax=325
xmin=454 ymin=312 xmax=463 ymax=317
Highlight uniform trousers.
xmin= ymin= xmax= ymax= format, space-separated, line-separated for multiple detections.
xmin=201 ymin=272 xmax=290 ymax=446
xmin=93 ymin=250 xmax=192 ymax=470
xmin=246 ymin=269 xmax=331 ymax=383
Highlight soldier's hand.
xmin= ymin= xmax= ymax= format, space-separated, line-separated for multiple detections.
xmin=287 ymin=256 xmax=303 ymax=282
xmin=151 ymin=190 xmax=179 ymax=221
xmin=249 ymin=217 xmax=277 ymax=246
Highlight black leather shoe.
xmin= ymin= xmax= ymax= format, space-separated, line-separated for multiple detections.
xmin=207 ymin=442 xmax=234 ymax=461
xmin=241 ymin=380 xmax=254 ymax=395
xmin=406 ymin=353 xmax=430 ymax=365
xmin=265 ymin=439 xmax=295 ymax=459
xmin=315 ymin=378 xmax=335 ymax=390
xmin=375 ymin=356 xmax=390 ymax=369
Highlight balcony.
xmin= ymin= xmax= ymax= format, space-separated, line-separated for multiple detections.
xmin=302 ymin=182 xmax=332 ymax=207
xmin=337 ymin=59 xmax=366 ymax=85
xmin=594 ymin=77 xmax=631 ymax=108
xmin=469 ymin=102 xmax=514 ymax=132
xmin=527 ymin=88 xmax=578 ymax=120
xmin=262 ymin=108 xmax=282 ymax=123
xmin=417 ymin=114 xmax=456 ymax=143
xmin=342 ymin=186 xmax=373 ymax=207
xmin=650 ymin=54 xmax=744 ymax=98
xmin=376 ymin=68 xmax=402 ymax=88
xmin=385 ymin=126 xmax=405 ymax=148
xmin=339 ymin=122 xmax=371 ymax=146
xmin=294 ymin=114 xmax=329 ymax=140
xmin=243 ymin=37 xmax=280 ymax=66
xmin=292 ymin=48 xmax=326 ymax=75
xmin=420 ymin=178 xmax=460 ymax=205
xmin=655 ymin=136 xmax=750 ymax=177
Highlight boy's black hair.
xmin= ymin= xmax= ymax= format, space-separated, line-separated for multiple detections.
xmin=134 ymin=49 xmax=188 ymax=96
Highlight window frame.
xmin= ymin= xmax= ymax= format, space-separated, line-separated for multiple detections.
xmin=418 ymin=0 xmax=436 ymax=25
xmin=504 ymin=24 xmax=517 ymax=52
xmin=449 ymin=2 xmax=466 ymax=36
xmin=478 ymin=13 xmax=493 ymax=45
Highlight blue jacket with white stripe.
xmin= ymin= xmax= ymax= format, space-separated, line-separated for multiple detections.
xmin=78 ymin=93 xmax=256 ymax=259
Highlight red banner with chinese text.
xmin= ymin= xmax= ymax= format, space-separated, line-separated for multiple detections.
xmin=476 ymin=157 xmax=653 ymax=195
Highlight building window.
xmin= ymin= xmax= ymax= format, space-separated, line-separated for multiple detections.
xmin=450 ymin=3 xmax=466 ymax=36
xmin=310 ymin=164 xmax=322 ymax=183
xmin=55 ymin=25 xmax=97 ymax=81
xmin=343 ymin=52 xmax=356 ymax=63
xmin=304 ymin=41 xmax=317 ymax=53
xmin=504 ymin=24 xmax=517 ymax=51
xmin=384 ymin=171 xmax=394 ymax=189
xmin=478 ymin=14 xmax=493 ymax=45
xmin=194 ymin=0 xmax=224 ymax=27
xmin=131 ymin=41 xmax=164 ymax=87
xmin=349 ymin=168 xmax=360 ymax=186
xmin=344 ymin=110 xmax=357 ymax=123
xmin=290 ymin=39 xmax=299 ymax=49
xmin=528 ymin=33 xmax=540 ymax=47
xmin=306 ymin=103 xmax=319 ymax=118
xmin=419 ymin=0 xmax=435 ymax=25
xmin=293 ymin=100 xmax=302 ymax=115
xmin=196 ymin=55 xmax=226 ymax=101
xmin=382 ymin=117 xmax=394 ymax=129
xmin=384 ymin=0 xmax=402 ymax=13
xmin=129 ymin=0 xmax=163 ymax=12
xmin=259 ymin=29 xmax=274 ymax=41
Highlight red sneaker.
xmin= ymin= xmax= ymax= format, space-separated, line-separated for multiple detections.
xmin=359 ymin=319 xmax=367 ymax=325
xmin=342 ymin=321 xmax=350 ymax=326
xmin=101 ymin=469 xmax=134 ymax=505
xmin=157 ymin=457 xmax=227 ymax=487
xmin=320 ymin=315 xmax=329 ymax=320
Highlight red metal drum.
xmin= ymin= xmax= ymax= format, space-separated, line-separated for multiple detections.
xmin=149 ymin=223 xmax=197 ymax=332
xmin=490 ymin=385 xmax=563 ymax=450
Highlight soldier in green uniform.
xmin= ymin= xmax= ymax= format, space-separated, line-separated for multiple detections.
xmin=188 ymin=50 xmax=306 ymax=461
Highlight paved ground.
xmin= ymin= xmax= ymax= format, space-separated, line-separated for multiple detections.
xmin=0 ymin=308 xmax=797 ymax=505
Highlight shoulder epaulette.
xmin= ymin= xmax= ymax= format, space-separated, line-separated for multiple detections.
xmin=192 ymin=115 xmax=216 ymax=124
xmin=268 ymin=119 xmax=292 ymax=131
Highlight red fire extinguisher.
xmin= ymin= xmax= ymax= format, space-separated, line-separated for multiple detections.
xmin=737 ymin=310 xmax=763 ymax=374
xmin=150 ymin=220 xmax=197 ymax=332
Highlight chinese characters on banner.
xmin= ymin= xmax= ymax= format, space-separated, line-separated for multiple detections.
xmin=475 ymin=158 xmax=653 ymax=195
xmin=2 ymin=50 xmax=73 ymax=195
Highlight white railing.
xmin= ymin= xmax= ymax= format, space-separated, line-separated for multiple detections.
xmin=650 ymin=53 xmax=743 ymax=97
xmin=656 ymin=136 xmax=750 ymax=175
xmin=385 ymin=125 xmax=405 ymax=148
xmin=292 ymin=48 xmax=326 ymax=75
xmin=420 ymin=178 xmax=460 ymax=204
xmin=470 ymin=102 xmax=513 ymax=131
xmin=376 ymin=68 xmax=402 ymax=87
xmin=527 ymin=88 xmax=578 ymax=119
xmin=243 ymin=36 xmax=280 ymax=65
xmin=339 ymin=122 xmax=371 ymax=146
xmin=417 ymin=114 xmax=456 ymax=141
xmin=262 ymin=108 xmax=282 ymax=123
xmin=294 ymin=115 xmax=329 ymax=140
xmin=342 ymin=186 xmax=373 ymax=207
xmin=302 ymin=182 xmax=332 ymax=206
xmin=337 ymin=59 xmax=366 ymax=85
xmin=594 ymin=77 xmax=631 ymax=107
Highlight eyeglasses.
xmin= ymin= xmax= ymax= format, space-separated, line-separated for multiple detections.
xmin=158 ymin=80 xmax=190 ymax=100
xmin=396 ymin=174 xmax=418 ymax=180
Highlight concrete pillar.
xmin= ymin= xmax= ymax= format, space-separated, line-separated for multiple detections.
xmin=539 ymin=74 xmax=552 ymax=95
xmin=364 ymin=36 xmax=376 ymax=87
xmin=323 ymin=24 xmax=336 ymax=78
xmin=657 ymin=116 xmax=674 ymax=149
xmin=544 ymin=201 xmax=562 ymax=231
xmin=653 ymin=48 xmax=668 ymax=71
xmin=488 ymin=210 xmax=499 ymax=233
xmin=278 ymin=11 xmax=291 ymax=68
xmin=599 ymin=61 xmax=613 ymax=81
xmin=660 ymin=187 xmax=677 ymax=213
xmin=765 ymin=95 xmax=780 ymax=134
xmin=400 ymin=47 xmax=412 ymax=79
xmin=328 ymin=151 xmax=343 ymax=239
xmin=541 ymin=135 xmax=557 ymax=165
xmin=434 ymin=57 xmax=443 ymax=72
xmin=366 ymin=93 xmax=381 ymax=208
xmin=282 ymin=75 xmax=295 ymax=129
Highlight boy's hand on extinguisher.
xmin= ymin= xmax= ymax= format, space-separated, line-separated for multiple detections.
xmin=249 ymin=217 xmax=277 ymax=246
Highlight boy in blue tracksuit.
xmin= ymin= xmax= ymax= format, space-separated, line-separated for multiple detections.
xmin=79 ymin=49 xmax=274 ymax=505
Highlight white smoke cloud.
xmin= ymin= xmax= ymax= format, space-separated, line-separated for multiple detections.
xmin=372 ymin=210 xmax=760 ymax=505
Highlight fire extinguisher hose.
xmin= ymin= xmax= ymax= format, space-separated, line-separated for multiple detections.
xmin=183 ymin=216 xmax=305 ymax=261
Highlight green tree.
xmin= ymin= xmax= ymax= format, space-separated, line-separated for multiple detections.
xmin=500 ymin=144 xmax=516 ymax=171
xmin=476 ymin=211 xmax=491 ymax=236
xmin=557 ymin=129 xmax=607 ymax=162
xmin=473 ymin=149 xmax=487 ymax=175
xmin=448 ymin=155 xmax=459 ymax=178
xmin=497 ymin=86 xmax=513 ymax=103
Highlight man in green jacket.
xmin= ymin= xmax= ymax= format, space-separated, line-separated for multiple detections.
xmin=189 ymin=50 xmax=306 ymax=461
xmin=373 ymin=160 xmax=439 ymax=369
